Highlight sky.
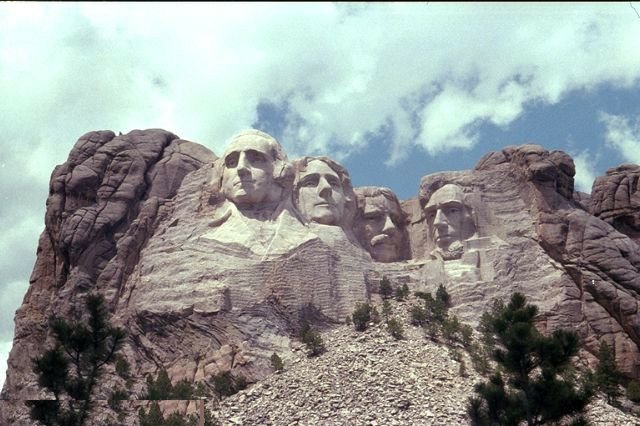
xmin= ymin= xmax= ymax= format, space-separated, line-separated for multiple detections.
xmin=1 ymin=2 xmax=640 ymax=389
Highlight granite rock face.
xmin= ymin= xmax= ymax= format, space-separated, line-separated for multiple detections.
xmin=2 ymin=131 xmax=640 ymax=425
xmin=591 ymin=163 xmax=640 ymax=244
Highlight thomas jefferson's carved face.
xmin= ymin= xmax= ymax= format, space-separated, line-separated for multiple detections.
xmin=221 ymin=136 xmax=275 ymax=206
xmin=361 ymin=195 xmax=404 ymax=262
xmin=424 ymin=184 xmax=469 ymax=252
xmin=296 ymin=160 xmax=346 ymax=226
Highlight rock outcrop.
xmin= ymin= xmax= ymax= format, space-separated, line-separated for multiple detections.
xmin=2 ymin=131 xmax=640 ymax=425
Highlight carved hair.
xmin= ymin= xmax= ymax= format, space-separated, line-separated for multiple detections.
xmin=354 ymin=186 xmax=408 ymax=224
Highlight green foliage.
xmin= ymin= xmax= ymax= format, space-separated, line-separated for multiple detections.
xmin=379 ymin=276 xmax=393 ymax=299
xmin=114 ymin=354 xmax=131 ymax=380
xmin=382 ymin=300 xmax=392 ymax=321
xmin=626 ymin=380 xmax=640 ymax=403
xmin=143 ymin=369 xmax=174 ymax=400
xmin=270 ymin=352 xmax=284 ymax=372
xmin=442 ymin=315 xmax=461 ymax=344
xmin=352 ymin=303 xmax=372 ymax=331
xmin=301 ymin=322 xmax=326 ymax=357
xmin=409 ymin=304 xmax=428 ymax=327
xmin=139 ymin=402 xmax=165 ymax=426
xmin=395 ymin=283 xmax=410 ymax=301
xmin=141 ymin=369 xmax=209 ymax=400
xmin=386 ymin=318 xmax=404 ymax=340
xmin=26 ymin=294 xmax=125 ymax=426
xmin=212 ymin=371 xmax=247 ymax=397
xmin=138 ymin=402 xmax=218 ymax=426
xmin=435 ymin=284 xmax=451 ymax=307
xmin=371 ymin=306 xmax=381 ymax=324
xmin=107 ymin=387 xmax=127 ymax=412
xmin=468 ymin=292 xmax=592 ymax=426
xmin=594 ymin=341 xmax=623 ymax=405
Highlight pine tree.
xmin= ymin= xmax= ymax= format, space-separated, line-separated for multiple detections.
xmin=468 ymin=292 xmax=592 ymax=426
xmin=379 ymin=276 xmax=393 ymax=299
xmin=27 ymin=294 xmax=125 ymax=426
xmin=594 ymin=341 xmax=622 ymax=405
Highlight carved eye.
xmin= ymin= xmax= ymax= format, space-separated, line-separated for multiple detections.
xmin=245 ymin=149 xmax=268 ymax=164
xmin=300 ymin=175 xmax=319 ymax=188
xmin=225 ymin=152 xmax=239 ymax=168
xmin=445 ymin=207 xmax=460 ymax=215
xmin=326 ymin=175 xmax=341 ymax=188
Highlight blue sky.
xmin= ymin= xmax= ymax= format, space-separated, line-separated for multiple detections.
xmin=1 ymin=2 xmax=640 ymax=387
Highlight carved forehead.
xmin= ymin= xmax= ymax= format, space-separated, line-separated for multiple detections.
xmin=301 ymin=159 xmax=340 ymax=177
xmin=223 ymin=132 xmax=281 ymax=161
xmin=363 ymin=194 xmax=402 ymax=215
xmin=425 ymin=184 xmax=466 ymax=209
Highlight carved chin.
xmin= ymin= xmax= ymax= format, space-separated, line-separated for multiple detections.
xmin=369 ymin=236 xmax=399 ymax=262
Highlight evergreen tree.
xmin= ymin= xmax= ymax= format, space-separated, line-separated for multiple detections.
xmin=27 ymin=294 xmax=125 ymax=426
xmin=351 ymin=303 xmax=372 ymax=331
xmin=468 ymin=293 xmax=592 ymax=426
xmin=594 ymin=341 xmax=622 ymax=405
xmin=379 ymin=276 xmax=393 ymax=299
xmin=270 ymin=352 xmax=284 ymax=372
xmin=301 ymin=322 xmax=325 ymax=357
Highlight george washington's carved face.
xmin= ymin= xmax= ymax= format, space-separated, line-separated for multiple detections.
xmin=221 ymin=135 xmax=276 ymax=206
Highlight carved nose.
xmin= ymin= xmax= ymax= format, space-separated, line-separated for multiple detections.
xmin=237 ymin=152 xmax=250 ymax=171
xmin=318 ymin=177 xmax=332 ymax=197
xmin=382 ymin=215 xmax=395 ymax=233
xmin=433 ymin=209 xmax=447 ymax=227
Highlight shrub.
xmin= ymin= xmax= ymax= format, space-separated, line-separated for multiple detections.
xmin=379 ymin=276 xmax=393 ymax=299
xmin=410 ymin=304 xmax=428 ymax=327
xmin=371 ymin=306 xmax=381 ymax=324
xmin=395 ymin=283 xmax=410 ymax=301
xmin=352 ymin=303 xmax=372 ymax=331
xmin=627 ymin=380 xmax=640 ymax=403
xmin=212 ymin=371 xmax=246 ymax=397
xmin=382 ymin=300 xmax=392 ymax=321
xmin=115 ymin=354 xmax=131 ymax=380
xmin=301 ymin=323 xmax=326 ymax=357
xmin=387 ymin=318 xmax=404 ymax=340
xmin=270 ymin=352 xmax=284 ymax=372
xmin=435 ymin=284 xmax=451 ymax=307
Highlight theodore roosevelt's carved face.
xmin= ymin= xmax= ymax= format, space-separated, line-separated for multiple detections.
xmin=360 ymin=193 xmax=404 ymax=262
xmin=295 ymin=159 xmax=346 ymax=226
xmin=221 ymin=135 xmax=276 ymax=206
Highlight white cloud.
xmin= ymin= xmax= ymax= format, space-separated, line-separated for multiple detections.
xmin=599 ymin=112 xmax=640 ymax=164
xmin=1 ymin=2 xmax=640 ymax=385
xmin=572 ymin=149 xmax=598 ymax=193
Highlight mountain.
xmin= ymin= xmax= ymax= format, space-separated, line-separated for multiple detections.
xmin=2 ymin=129 xmax=639 ymax=425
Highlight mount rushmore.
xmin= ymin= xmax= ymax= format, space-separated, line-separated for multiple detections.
xmin=2 ymin=128 xmax=640 ymax=422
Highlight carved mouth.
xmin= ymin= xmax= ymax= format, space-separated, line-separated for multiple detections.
xmin=371 ymin=234 xmax=391 ymax=246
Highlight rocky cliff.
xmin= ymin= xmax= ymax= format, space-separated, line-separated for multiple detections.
xmin=2 ymin=129 xmax=640 ymax=425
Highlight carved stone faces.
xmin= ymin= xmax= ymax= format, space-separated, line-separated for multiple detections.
xmin=424 ymin=183 xmax=475 ymax=259
xmin=356 ymin=187 xmax=406 ymax=262
xmin=296 ymin=159 xmax=346 ymax=226
xmin=220 ymin=131 xmax=282 ymax=207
